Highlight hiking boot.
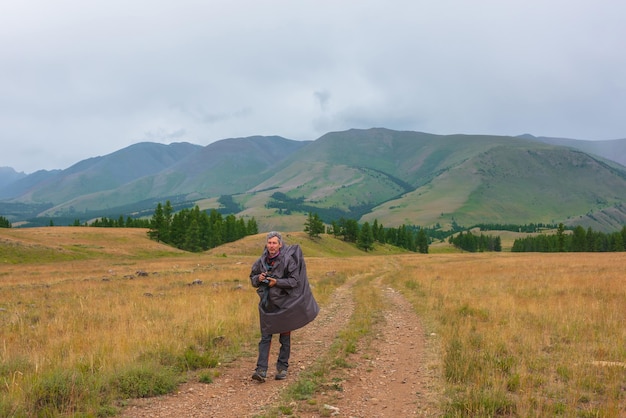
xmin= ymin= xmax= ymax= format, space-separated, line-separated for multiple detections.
xmin=251 ymin=369 xmax=267 ymax=382
xmin=275 ymin=369 xmax=287 ymax=380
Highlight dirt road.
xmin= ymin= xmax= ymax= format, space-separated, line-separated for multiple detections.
xmin=120 ymin=274 xmax=442 ymax=417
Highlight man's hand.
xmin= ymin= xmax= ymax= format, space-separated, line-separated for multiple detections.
xmin=260 ymin=272 xmax=277 ymax=287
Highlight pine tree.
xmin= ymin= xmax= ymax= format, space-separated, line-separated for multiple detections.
xmin=149 ymin=203 xmax=165 ymax=241
xmin=357 ymin=221 xmax=375 ymax=251
xmin=246 ymin=217 xmax=258 ymax=235
xmin=184 ymin=219 xmax=202 ymax=252
xmin=417 ymin=228 xmax=429 ymax=253
xmin=0 ymin=216 xmax=11 ymax=228
xmin=162 ymin=200 xmax=173 ymax=243
xmin=557 ymin=223 xmax=566 ymax=252
xmin=304 ymin=212 xmax=324 ymax=238
xmin=344 ymin=219 xmax=359 ymax=242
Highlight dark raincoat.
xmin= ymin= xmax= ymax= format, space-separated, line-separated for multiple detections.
xmin=250 ymin=244 xmax=319 ymax=334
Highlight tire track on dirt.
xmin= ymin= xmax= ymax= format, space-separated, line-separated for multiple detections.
xmin=302 ymin=256 xmax=442 ymax=417
xmin=326 ymin=285 xmax=442 ymax=417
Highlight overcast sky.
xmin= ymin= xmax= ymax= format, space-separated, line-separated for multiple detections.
xmin=1 ymin=0 xmax=625 ymax=173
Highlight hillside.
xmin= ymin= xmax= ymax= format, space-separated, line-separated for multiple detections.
xmin=0 ymin=227 xmax=406 ymax=267
xmin=35 ymin=136 xmax=308 ymax=217
xmin=360 ymin=141 xmax=626 ymax=228
xmin=1 ymin=142 xmax=201 ymax=202
xmin=526 ymin=134 xmax=626 ymax=167
xmin=236 ymin=129 xmax=626 ymax=231
xmin=1 ymin=128 xmax=626 ymax=231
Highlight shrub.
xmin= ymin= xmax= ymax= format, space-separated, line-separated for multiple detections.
xmin=28 ymin=369 xmax=90 ymax=416
xmin=112 ymin=364 xmax=179 ymax=399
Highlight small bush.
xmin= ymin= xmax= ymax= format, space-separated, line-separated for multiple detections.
xmin=198 ymin=372 xmax=213 ymax=384
xmin=278 ymin=404 xmax=294 ymax=415
xmin=344 ymin=341 xmax=357 ymax=354
xmin=288 ymin=378 xmax=316 ymax=400
xmin=28 ymin=369 xmax=90 ymax=416
xmin=177 ymin=346 xmax=219 ymax=371
xmin=333 ymin=358 xmax=352 ymax=369
xmin=112 ymin=364 xmax=179 ymax=399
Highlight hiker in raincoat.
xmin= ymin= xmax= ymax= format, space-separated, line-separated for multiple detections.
xmin=249 ymin=231 xmax=319 ymax=382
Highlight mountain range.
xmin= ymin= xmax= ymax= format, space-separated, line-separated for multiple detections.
xmin=1 ymin=128 xmax=626 ymax=232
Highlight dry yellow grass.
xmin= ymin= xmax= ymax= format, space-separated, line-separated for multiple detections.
xmin=386 ymin=252 xmax=626 ymax=416
xmin=1 ymin=227 xmax=625 ymax=416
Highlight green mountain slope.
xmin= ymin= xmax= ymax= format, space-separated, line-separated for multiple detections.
xmin=39 ymin=136 xmax=309 ymax=215
xmin=3 ymin=128 xmax=626 ymax=232
xmin=525 ymin=134 xmax=626 ymax=167
xmin=236 ymin=129 xmax=626 ymax=231
xmin=12 ymin=142 xmax=201 ymax=204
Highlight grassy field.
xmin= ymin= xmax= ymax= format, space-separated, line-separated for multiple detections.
xmin=385 ymin=252 xmax=626 ymax=417
xmin=1 ymin=227 xmax=625 ymax=417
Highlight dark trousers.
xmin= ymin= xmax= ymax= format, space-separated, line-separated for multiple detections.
xmin=256 ymin=332 xmax=291 ymax=371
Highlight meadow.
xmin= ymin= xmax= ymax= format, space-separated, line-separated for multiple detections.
xmin=1 ymin=227 xmax=624 ymax=417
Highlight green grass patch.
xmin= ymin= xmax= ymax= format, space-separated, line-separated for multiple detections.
xmin=112 ymin=364 xmax=181 ymax=399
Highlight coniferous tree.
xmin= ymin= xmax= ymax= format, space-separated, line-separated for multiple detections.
xmin=312 ymin=212 xmax=325 ymax=236
xmin=557 ymin=223 xmax=566 ymax=252
xmin=304 ymin=212 xmax=325 ymax=238
xmin=198 ymin=210 xmax=211 ymax=251
xmin=0 ymin=216 xmax=12 ymax=228
xmin=417 ymin=228 xmax=429 ymax=254
xmin=147 ymin=202 xmax=256 ymax=252
xmin=224 ymin=214 xmax=238 ymax=242
xmin=246 ymin=217 xmax=259 ymax=235
xmin=357 ymin=221 xmax=375 ymax=251
xmin=385 ymin=227 xmax=397 ymax=245
xmin=343 ymin=219 xmax=359 ymax=243
xmin=185 ymin=219 xmax=202 ymax=252
xmin=208 ymin=209 xmax=223 ymax=248
xmin=571 ymin=225 xmax=586 ymax=251
xmin=377 ymin=222 xmax=386 ymax=243
xmin=169 ymin=209 xmax=188 ymax=249
xmin=494 ymin=236 xmax=502 ymax=251
xmin=610 ymin=232 xmax=624 ymax=251
xmin=162 ymin=200 xmax=173 ymax=243
xmin=149 ymin=203 xmax=165 ymax=241
xmin=372 ymin=219 xmax=380 ymax=242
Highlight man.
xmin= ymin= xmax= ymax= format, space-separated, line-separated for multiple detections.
xmin=249 ymin=231 xmax=319 ymax=382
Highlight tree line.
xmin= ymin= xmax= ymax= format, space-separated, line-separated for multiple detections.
xmin=148 ymin=201 xmax=258 ymax=252
xmin=267 ymin=192 xmax=374 ymax=223
xmin=77 ymin=216 xmax=151 ymax=228
xmin=448 ymin=230 xmax=502 ymax=252
xmin=473 ymin=222 xmax=558 ymax=233
xmin=512 ymin=224 xmax=626 ymax=252
xmin=0 ymin=215 xmax=11 ymax=228
xmin=304 ymin=212 xmax=429 ymax=253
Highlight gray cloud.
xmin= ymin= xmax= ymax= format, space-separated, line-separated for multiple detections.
xmin=314 ymin=91 xmax=331 ymax=112
xmin=1 ymin=0 xmax=625 ymax=173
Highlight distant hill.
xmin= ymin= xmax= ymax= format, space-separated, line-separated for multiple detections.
xmin=519 ymin=134 xmax=626 ymax=167
xmin=0 ymin=167 xmax=27 ymax=191
xmin=1 ymin=129 xmax=625 ymax=232
xmin=0 ymin=142 xmax=202 ymax=202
